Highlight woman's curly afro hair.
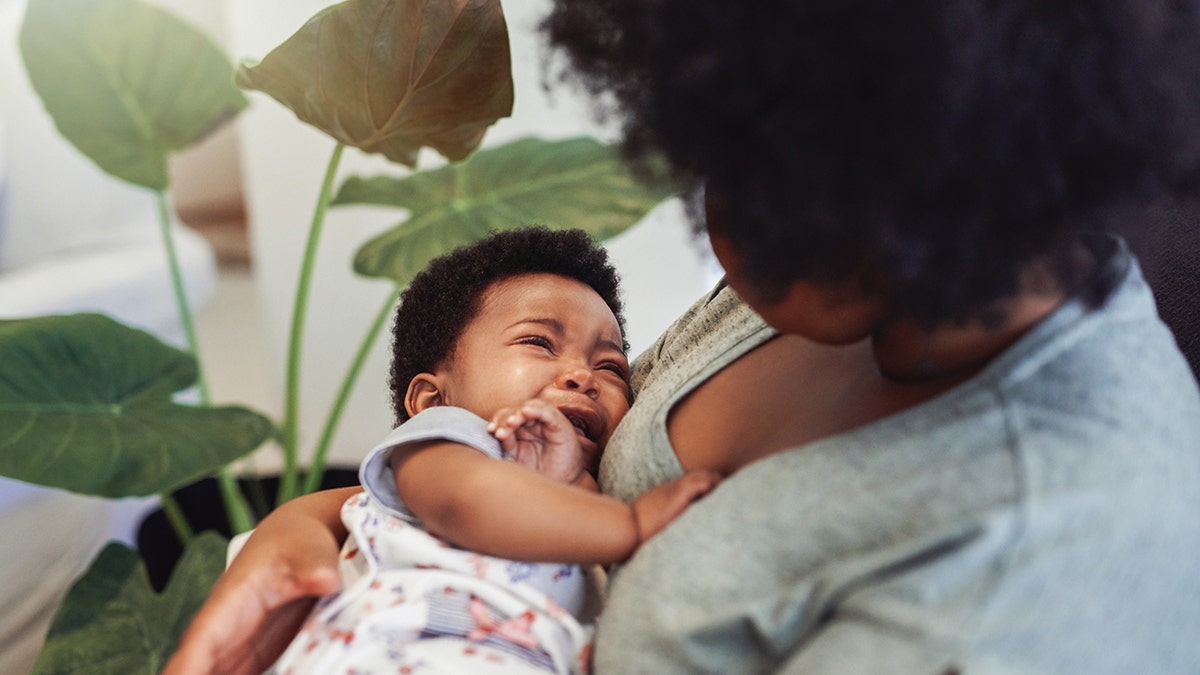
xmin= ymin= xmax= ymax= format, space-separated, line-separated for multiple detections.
xmin=542 ymin=0 xmax=1200 ymax=323
xmin=388 ymin=226 xmax=626 ymax=425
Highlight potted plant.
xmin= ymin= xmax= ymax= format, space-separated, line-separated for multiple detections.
xmin=0 ymin=0 xmax=675 ymax=671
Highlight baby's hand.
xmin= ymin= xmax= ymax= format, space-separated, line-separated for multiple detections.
xmin=631 ymin=470 xmax=722 ymax=543
xmin=488 ymin=399 xmax=587 ymax=485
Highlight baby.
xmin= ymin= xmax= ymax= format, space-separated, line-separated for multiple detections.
xmin=268 ymin=227 xmax=719 ymax=674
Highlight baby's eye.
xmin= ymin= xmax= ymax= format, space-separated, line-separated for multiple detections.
xmin=518 ymin=335 xmax=554 ymax=351
xmin=598 ymin=361 xmax=630 ymax=380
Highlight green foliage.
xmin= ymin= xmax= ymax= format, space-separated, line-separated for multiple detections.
xmin=31 ymin=533 xmax=227 ymax=675
xmin=0 ymin=314 xmax=273 ymax=498
xmin=18 ymin=0 xmax=248 ymax=190
xmin=237 ymin=0 xmax=513 ymax=167
xmin=341 ymin=136 xmax=678 ymax=285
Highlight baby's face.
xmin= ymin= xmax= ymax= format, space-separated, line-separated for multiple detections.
xmin=440 ymin=273 xmax=631 ymax=462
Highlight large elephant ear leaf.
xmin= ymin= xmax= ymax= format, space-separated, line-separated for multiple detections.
xmin=237 ymin=0 xmax=513 ymax=167
xmin=31 ymin=533 xmax=227 ymax=675
xmin=19 ymin=0 xmax=248 ymax=190
xmin=339 ymin=136 xmax=678 ymax=285
xmin=0 ymin=314 xmax=273 ymax=498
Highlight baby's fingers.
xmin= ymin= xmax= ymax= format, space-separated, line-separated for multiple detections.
xmin=515 ymin=398 xmax=569 ymax=429
xmin=487 ymin=407 xmax=526 ymax=441
xmin=487 ymin=406 xmax=518 ymax=433
xmin=631 ymin=470 xmax=723 ymax=543
xmin=675 ymin=469 xmax=722 ymax=502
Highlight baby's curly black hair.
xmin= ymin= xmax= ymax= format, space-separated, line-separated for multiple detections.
xmin=543 ymin=0 xmax=1200 ymax=323
xmin=388 ymin=226 xmax=626 ymax=425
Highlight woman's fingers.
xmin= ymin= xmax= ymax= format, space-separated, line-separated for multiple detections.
xmin=164 ymin=489 xmax=353 ymax=674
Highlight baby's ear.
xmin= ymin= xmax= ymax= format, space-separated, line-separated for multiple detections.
xmin=405 ymin=374 xmax=443 ymax=417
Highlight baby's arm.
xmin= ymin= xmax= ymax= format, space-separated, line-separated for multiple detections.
xmin=393 ymin=442 xmax=719 ymax=564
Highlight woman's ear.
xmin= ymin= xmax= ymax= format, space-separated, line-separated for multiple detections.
xmin=404 ymin=374 xmax=443 ymax=418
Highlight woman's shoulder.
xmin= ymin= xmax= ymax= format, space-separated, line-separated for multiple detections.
xmin=630 ymin=280 xmax=772 ymax=395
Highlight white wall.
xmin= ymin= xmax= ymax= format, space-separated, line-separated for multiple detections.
xmin=222 ymin=0 xmax=719 ymax=469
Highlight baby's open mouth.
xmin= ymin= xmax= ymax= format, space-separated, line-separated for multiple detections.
xmin=561 ymin=409 xmax=599 ymax=443
xmin=566 ymin=414 xmax=590 ymax=439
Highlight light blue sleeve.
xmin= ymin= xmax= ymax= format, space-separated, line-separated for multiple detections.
xmin=358 ymin=406 xmax=506 ymax=521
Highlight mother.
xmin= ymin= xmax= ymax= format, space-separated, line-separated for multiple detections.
xmin=168 ymin=1 xmax=1200 ymax=672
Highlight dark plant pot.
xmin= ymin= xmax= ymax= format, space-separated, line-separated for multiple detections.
xmin=137 ymin=468 xmax=360 ymax=591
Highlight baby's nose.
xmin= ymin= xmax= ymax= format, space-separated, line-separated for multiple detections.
xmin=557 ymin=365 xmax=597 ymax=396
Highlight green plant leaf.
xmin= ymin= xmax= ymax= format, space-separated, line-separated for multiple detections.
xmin=236 ymin=0 xmax=513 ymax=167
xmin=32 ymin=533 xmax=227 ymax=675
xmin=0 ymin=314 xmax=273 ymax=498
xmin=338 ymin=136 xmax=678 ymax=285
xmin=19 ymin=0 xmax=248 ymax=190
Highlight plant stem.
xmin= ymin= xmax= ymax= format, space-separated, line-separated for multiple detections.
xmin=154 ymin=190 xmax=255 ymax=536
xmin=279 ymin=143 xmax=346 ymax=505
xmin=159 ymin=487 xmax=194 ymax=542
xmin=303 ymin=286 xmax=399 ymax=494
xmin=155 ymin=190 xmax=210 ymax=403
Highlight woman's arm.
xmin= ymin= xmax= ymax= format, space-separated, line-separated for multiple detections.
xmin=162 ymin=486 xmax=360 ymax=675
xmin=394 ymin=441 xmax=719 ymax=564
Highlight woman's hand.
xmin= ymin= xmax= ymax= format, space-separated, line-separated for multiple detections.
xmin=162 ymin=486 xmax=358 ymax=675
